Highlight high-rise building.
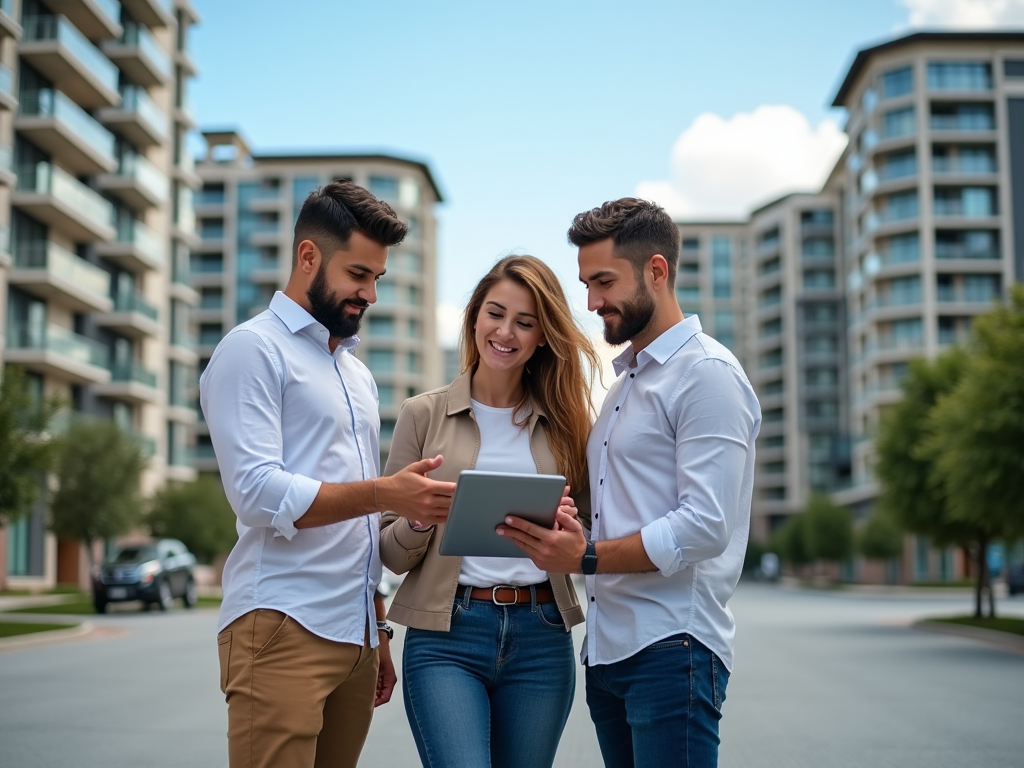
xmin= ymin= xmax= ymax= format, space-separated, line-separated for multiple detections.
xmin=676 ymin=31 xmax=1024 ymax=580
xmin=192 ymin=130 xmax=445 ymax=472
xmin=0 ymin=0 xmax=201 ymax=590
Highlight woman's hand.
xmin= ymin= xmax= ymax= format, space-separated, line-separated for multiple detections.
xmin=554 ymin=485 xmax=577 ymax=530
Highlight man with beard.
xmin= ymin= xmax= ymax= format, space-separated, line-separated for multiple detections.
xmin=498 ymin=198 xmax=761 ymax=768
xmin=200 ymin=181 xmax=456 ymax=768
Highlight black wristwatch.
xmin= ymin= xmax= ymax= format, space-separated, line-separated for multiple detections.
xmin=581 ymin=540 xmax=598 ymax=575
xmin=376 ymin=620 xmax=394 ymax=640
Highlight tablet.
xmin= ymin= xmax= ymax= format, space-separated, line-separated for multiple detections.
xmin=438 ymin=470 xmax=566 ymax=558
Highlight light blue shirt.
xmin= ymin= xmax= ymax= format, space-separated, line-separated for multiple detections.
xmin=584 ymin=316 xmax=761 ymax=671
xmin=200 ymin=292 xmax=382 ymax=645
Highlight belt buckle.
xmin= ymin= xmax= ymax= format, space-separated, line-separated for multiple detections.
xmin=491 ymin=585 xmax=519 ymax=606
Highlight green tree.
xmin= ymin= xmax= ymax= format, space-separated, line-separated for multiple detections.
xmin=803 ymin=494 xmax=854 ymax=567
xmin=49 ymin=419 xmax=148 ymax=572
xmin=147 ymin=476 xmax=237 ymax=564
xmin=875 ymin=347 xmax=970 ymax=548
xmin=858 ymin=513 xmax=904 ymax=562
xmin=926 ymin=284 xmax=1024 ymax=618
xmin=0 ymin=366 xmax=63 ymax=527
xmin=772 ymin=513 xmax=812 ymax=572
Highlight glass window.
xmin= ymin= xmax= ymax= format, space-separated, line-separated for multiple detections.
xmin=878 ymin=149 xmax=917 ymax=181
xmin=1005 ymin=60 xmax=1024 ymax=78
xmin=803 ymin=270 xmax=836 ymax=289
xmin=408 ymin=318 xmax=422 ymax=338
xmin=802 ymin=238 xmax=834 ymax=258
xmin=292 ymin=176 xmax=319 ymax=209
xmin=882 ymin=66 xmax=913 ymax=99
xmin=398 ymin=178 xmax=420 ymax=208
xmin=380 ymin=419 xmax=396 ymax=441
xmin=711 ymin=237 xmax=731 ymax=258
xmin=714 ymin=311 xmax=735 ymax=332
xmin=927 ymin=62 xmax=992 ymax=91
xmin=681 ymin=237 xmax=700 ymax=252
xmin=369 ymin=176 xmax=399 ymax=201
xmin=884 ymin=232 xmax=920 ymax=264
xmin=407 ymin=351 xmax=420 ymax=373
xmin=881 ymin=190 xmax=918 ymax=222
xmin=377 ymin=385 xmax=395 ymax=405
xmin=368 ymin=349 xmax=394 ymax=372
xmin=676 ymin=286 xmax=700 ymax=302
xmin=882 ymin=106 xmax=915 ymax=138
xmin=376 ymin=281 xmax=397 ymax=304
xmin=368 ymin=316 xmax=395 ymax=336
xmin=930 ymin=103 xmax=994 ymax=131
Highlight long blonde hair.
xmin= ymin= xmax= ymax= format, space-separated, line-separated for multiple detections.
xmin=460 ymin=255 xmax=599 ymax=493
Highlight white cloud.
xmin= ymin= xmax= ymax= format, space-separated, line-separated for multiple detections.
xmin=901 ymin=0 xmax=1024 ymax=27
xmin=436 ymin=301 xmax=463 ymax=349
xmin=635 ymin=105 xmax=847 ymax=220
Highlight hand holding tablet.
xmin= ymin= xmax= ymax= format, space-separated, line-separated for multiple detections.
xmin=438 ymin=470 xmax=567 ymax=558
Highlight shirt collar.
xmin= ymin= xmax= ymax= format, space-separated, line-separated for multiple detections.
xmin=445 ymin=367 xmax=548 ymax=422
xmin=269 ymin=291 xmax=360 ymax=351
xmin=612 ymin=315 xmax=703 ymax=376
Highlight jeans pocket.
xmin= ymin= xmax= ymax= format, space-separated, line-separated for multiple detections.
xmin=252 ymin=610 xmax=289 ymax=659
xmin=711 ymin=653 xmax=726 ymax=711
xmin=534 ymin=600 xmax=565 ymax=630
xmin=217 ymin=631 xmax=232 ymax=694
xmin=449 ymin=601 xmax=464 ymax=626
xmin=647 ymin=633 xmax=689 ymax=651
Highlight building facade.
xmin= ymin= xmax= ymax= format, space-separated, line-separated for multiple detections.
xmin=0 ymin=0 xmax=201 ymax=590
xmin=677 ymin=32 xmax=1024 ymax=581
xmin=192 ymin=130 xmax=445 ymax=472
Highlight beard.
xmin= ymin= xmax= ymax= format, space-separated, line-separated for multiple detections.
xmin=599 ymin=282 xmax=656 ymax=346
xmin=306 ymin=263 xmax=367 ymax=339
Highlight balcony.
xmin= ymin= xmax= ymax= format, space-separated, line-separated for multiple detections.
xmin=92 ymin=361 xmax=160 ymax=404
xmin=5 ymin=322 xmax=111 ymax=384
xmin=932 ymin=154 xmax=996 ymax=176
xmin=16 ymin=88 xmax=117 ymax=174
xmin=929 ymin=108 xmax=995 ymax=133
xmin=102 ymin=21 xmax=172 ymax=87
xmin=120 ymin=0 xmax=175 ymax=28
xmin=0 ymin=62 xmax=16 ymax=111
xmin=97 ymin=86 xmax=169 ymax=148
xmin=45 ymin=0 xmax=122 ymax=39
xmin=95 ymin=215 xmax=164 ymax=272
xmin=97 ymin=148 xmax=169 ymax=210
xmin=936 ymin=285 xmax=1000 ymax=306
xmin=20 ymin=14 xmax=120 ymax=108
xmin=0 ymin=0 xmax=22 ymax=40
xmin=13 ymin=161 xmax=115 ymax=242
xmin=0 ymin=142 xmax=14 ymax=187
xmin=94 ymin=289 xmax=160 ymax=338
xmin=8 ymin=240 xmax=113 ymax=312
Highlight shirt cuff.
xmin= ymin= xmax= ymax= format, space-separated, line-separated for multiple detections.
xmin=640 ymin=517 xmax=688 ymax=577
xmin=267 ymin=475 xmax=322 ymax=540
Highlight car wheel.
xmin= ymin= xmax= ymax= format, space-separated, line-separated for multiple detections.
xmin=94 ymin=599 xmax=107 ymax=614
xmin=183 ymin=579 xmax=198 ymax=609
xmin=157 ymin=579 xmax=173 ymax=612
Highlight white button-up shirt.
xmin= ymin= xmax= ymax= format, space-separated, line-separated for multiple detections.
xmin=584 ymin=316 xmax=761 ymax=671
xmin=201 ymin=292 xmax=382 ymax=646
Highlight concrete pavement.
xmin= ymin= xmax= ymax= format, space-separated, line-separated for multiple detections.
xmin=0 ymin=585 xmax=1022 ymax=767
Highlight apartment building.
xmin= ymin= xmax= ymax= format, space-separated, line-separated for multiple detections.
xmin=0 ymin=0 xmax=201 ymax=590
xmin=676 ymin=31 xmax=1024 ymax=579
xmin=192 ymin=129 xmax=444 ymax=472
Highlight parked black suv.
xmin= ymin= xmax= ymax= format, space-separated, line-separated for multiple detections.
xmin=93 ymin=539 xmax=198 ymax=613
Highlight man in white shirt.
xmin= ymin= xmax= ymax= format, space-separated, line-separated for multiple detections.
xmin=499 ymin=198 xmax=761 ymax=768
xmin=201 ymin=181 xmax=456 ymax=768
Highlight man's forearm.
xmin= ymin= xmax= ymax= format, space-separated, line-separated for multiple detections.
xmin=294 ymin=479 xmax=379 ymax=529
xmin=595 ymin=531 xmax=658 ymax=574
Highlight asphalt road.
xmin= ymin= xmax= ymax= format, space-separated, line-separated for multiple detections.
xmin=1 ymin=585 xmax=1022 ymax=768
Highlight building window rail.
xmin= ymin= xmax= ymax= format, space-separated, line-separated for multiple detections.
xmin=112 ymin=288 xmax=159 ymax=320
xmin=19 ymin=87 xmax=117 ymax=160
xmin=22 ymin=14 xmax=120 ymax=94
xmin=119 ymin=21 xmax=173 ymax=78
xmin=6 ymin=321 xmax=110 ymax=368
xmin=119 ymin=85 xmax=169 ymax=136
xmin=110 ymin=362 xmax=158 ymax=387
xmin=17 ymin=161 xmax=115 ymax=226
xmin=13 ymin=239 xmax=110 ymax=299
xmin=927 ymin=62 xmax=992 ymax=91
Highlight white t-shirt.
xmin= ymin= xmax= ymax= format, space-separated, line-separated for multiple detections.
xmin=457 ymin=399 xmax=550 ymax=588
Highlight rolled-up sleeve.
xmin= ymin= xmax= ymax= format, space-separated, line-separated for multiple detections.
xmin=200 ymin=329 xmax=322 ymax=539
xmin=640 ymin=359 xmax=759 ymax=576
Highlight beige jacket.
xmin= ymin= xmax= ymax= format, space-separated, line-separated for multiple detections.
xmin=380 ymin=370 xmax=590 ymax=632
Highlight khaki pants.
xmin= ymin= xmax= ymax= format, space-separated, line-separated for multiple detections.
xmin=217 ymin=609 xmax=379 ymax=768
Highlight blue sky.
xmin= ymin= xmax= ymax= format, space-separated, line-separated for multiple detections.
xmin=189 ymin=0 xmax=1003 ymax=342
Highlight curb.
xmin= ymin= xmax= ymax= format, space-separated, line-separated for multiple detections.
xmin=911 ymin=620 xmax=1024 ymax=655
xmin=0 ymin=621 xmax=93 ymax=654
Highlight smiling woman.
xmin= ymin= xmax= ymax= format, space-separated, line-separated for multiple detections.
xmin=379 ymin=255 xmax=599 ymax=768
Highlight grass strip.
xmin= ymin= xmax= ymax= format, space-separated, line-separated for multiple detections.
xmin=925 ymin=615 xmax=1024 ymax=637
xmin=7 ymin=601 xmax=97 ymax=615
xmin=0 ymin=621 xmax=76 ymax=638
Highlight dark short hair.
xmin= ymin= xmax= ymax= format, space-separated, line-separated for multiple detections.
xmin=292 ymin=180 xmax=408 ymax=265
xmin=567 ymin=198 xmax=680 ymax=287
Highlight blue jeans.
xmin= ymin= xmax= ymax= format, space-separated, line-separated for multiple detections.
xmin=586 ymin=633 xmax=729 ymax=768
xmin=402 ymin=586 xmax=576 ymax=768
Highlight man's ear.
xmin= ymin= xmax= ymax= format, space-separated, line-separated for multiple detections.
xmin=649 ymin=254 xmax=670 ymax=291
xmin=295 ymin=239 xmax=320 ymax=275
